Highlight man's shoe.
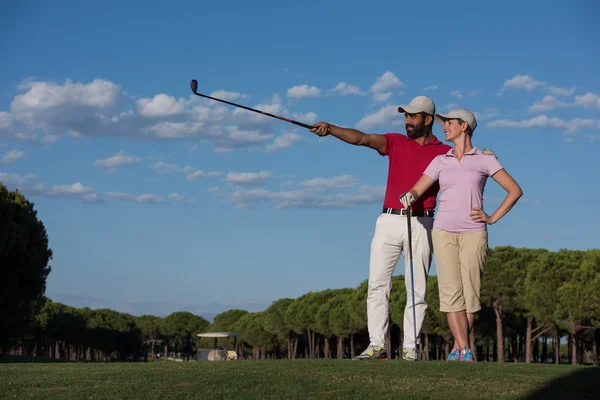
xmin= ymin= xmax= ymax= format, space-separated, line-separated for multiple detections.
xmin=354 ymin=344 xmax=388 ymax=360
xmin=447 ymin=349 xmax=460 ymax=361
xmin=402 ymin=348 xmax=418 ymax=361
xmin=460 ymin=347 xmax=474 ymax=362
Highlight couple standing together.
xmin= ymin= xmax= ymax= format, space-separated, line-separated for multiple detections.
xmin=310 ymin=95 xmax=522 ymax=362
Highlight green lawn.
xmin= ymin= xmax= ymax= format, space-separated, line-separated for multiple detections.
xmin=1 ymin=357 xmax=598 ymax=399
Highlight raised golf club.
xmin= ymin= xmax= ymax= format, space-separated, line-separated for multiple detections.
xmin=190 ymin=79 xmax=315 ymax=130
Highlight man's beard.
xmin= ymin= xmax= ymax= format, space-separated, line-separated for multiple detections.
xmin=406 ymin=123 xmax=425 ymax=139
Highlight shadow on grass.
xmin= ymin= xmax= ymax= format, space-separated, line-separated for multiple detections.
xmin=521 ymin=367 xmax=600 ymax=400
xmin=0 ymin=355 xmax=71 ymax=364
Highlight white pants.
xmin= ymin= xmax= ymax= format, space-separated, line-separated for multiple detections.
xmin=367 ymin=213 xmax=434 ymax=349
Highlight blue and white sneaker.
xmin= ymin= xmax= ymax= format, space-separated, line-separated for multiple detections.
xmin=460 ymin=347 xmax=474 ymax=362
xmin=447 ymin=349 xmax=460 ymax=361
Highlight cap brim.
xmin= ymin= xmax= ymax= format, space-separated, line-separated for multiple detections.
xmin=434 ymin=114 xmax=448 ymax=126
xmin=398 ymin=105 xmax=423 ymax=114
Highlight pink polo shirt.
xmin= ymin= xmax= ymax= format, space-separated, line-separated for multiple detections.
xmin=423 ymin=147 xmax=504 ymax=233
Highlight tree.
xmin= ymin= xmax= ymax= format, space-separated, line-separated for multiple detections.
xmin=481 ymin=246 xmax=525 ymax=363
xmin=0 ymin=184 xmax=53 ymax=354
xmin=263 ymin=298 xmax=295 ymax=359
xmin=315 ymin=289 xmax=354 ymax=359
xmin=556 ymin=250 xmax=599 ymax=365
xmin=137 ymin=315 xmax=163 ymax=360
xmin=161 ymin=312 xmax=208 ymax=361
xmin=525 ymin=249 xmax=566 ymax=364
xmin=512 ymin=248 xmax=550 ymax=363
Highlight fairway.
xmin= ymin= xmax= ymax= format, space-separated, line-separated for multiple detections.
xmin=1 ymin=359 xmax=599 ymax=400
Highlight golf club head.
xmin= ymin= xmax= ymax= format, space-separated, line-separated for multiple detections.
xmin=190 ymin=79 xmax=198 ymax=94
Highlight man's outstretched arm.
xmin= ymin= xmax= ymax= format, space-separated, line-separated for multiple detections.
xmin=311 ymin=122 xmax=387 ymax=155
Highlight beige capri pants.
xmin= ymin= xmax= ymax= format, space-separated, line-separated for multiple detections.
xmin=432 ymin=228 xmax=489 ymax=313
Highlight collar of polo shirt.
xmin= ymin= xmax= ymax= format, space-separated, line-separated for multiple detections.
xmin=445 ymin=146 xmax=481 ymax=157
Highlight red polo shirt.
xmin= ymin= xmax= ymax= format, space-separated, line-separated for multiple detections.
xmin=381 ymin=133 xmax=451 ymax=211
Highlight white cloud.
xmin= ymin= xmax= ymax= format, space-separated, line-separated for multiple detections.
xmin=137 ymin=94 xmax=186 ymax=117
xmin=0 ymin=149 xmax=24 ymax=164
xmin=291 ymin=111 xmax=317 ymax=124
xmin=0 ymin=112 xmax=12 ymax=129
xmin=574 ymin=92 xmax=600 ymax=111
xmin=0 ymin=172 xmax=36 ymax=185
xmin=227 ymin=183 xmax=385 ymax=209
xmin=209 ymin=90 xmax=244 ymax=102
xmin=47 ymin=182 xmax=93 ymax=197
xmin=94 ymin=150 xmax=142 ymax=168
xmin=151 ymin=161 xmax=192 ymax=174
xmin=550 ymin=86 xmax=576 ymax=96
xmin=528 ymin=95 xmax=570 ymax=112
xmin=356 ymin=105 xmax=402 ymax=130
xmin=527 ymin=92 xmax=600 ymax=112
xmin=287 ymin=84 xmax=321 ymax=98
xmin=473 ymin=108 xmax=499 ymax=120
xmin=487 ymin=115 xmax=600 ymax=135
xmin=266 ymin=132 xmax=302 ymax=152
xmin=226 ymin=171 xmax=271 ymax=186
xmin=423 ymin=85 xmax=439 ymax=91
xmin=212 ymin=127 xmax=274 ymax=153
xmin=370 ymin=71 xmax=404 ymax=102
xmin=450 ymin=90 xmax=464 ymax=99
xmin=371 ymin=71 xmax=404 ymax=93
xmin=444 ymin=104 xmax=458 ymax=111
xmin=208 ymin=186 xmax=225 ymax=197
xmin=105 ymin=191 xmax=193 ymax=204
xmin=498 ymin=74 xmax=576 ymax=99
xmin=0 ymin=78 xmax=293 ymax=153
xmin=106 ymin=192 xmax=161 ymax=204
xmin=300 ymin=174 xmax=358 ymax=189
xmin=498 ymin=74 xmax=546 ymax=95
xmin=373 ymin=92 xmax=392 ymax=102
xmin=231 ymin=94 xmax=287 ymax=127
xmin=332 ymin=82 xmax=364 ymax=95
xmin=11 ymin=78 xmax=120 ymax=112
xmin=150 ymin=161 xmax=221 ymax=181
xmin=11 ymin=132 xmax=57 ymax=144
xmin=186 ymin=170 xmax=222 ymax=181
xmin=1 ymin=172 xmax=192 ymax=205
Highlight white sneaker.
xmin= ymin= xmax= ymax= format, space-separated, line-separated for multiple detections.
xmin=402 ymin=347 xmax=418 ymax=361
xmin=354 ymin=344 xmax=388 ymax=360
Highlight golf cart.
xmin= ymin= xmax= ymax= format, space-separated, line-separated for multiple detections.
xmin=196 ymin=331 xmax=240 ymax=361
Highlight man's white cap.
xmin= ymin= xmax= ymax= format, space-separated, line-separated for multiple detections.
xmin=435 ymin=108 xmax=477 ymax=132
xmin=397 ymin=96 xmax=435 ymax=116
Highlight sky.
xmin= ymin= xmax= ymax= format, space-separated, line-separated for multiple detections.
xmin=1 ymin=0 xmax=599 ymax=320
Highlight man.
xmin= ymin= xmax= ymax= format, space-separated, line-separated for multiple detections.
xmin=310 ymin=95 xmax=451 ymax=361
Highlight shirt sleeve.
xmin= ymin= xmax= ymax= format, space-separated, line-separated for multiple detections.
xmin=482 ymin=154 xmax=504 ymax=176
xmin=382 ymin=133 xmax=397 ymax=157
xmin=423 ymin=156 xmax=442 ymax=181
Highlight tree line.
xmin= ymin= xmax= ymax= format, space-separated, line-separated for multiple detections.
xmin=2 ymin=183 xmax=599 ymax=365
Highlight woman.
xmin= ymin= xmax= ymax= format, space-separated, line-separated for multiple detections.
xmin=399 ymin=108 xmax=522 ymax=362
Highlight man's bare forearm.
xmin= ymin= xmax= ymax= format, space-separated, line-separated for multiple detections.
xmin=328 ymin=124 xmax=367 ymax=145
xmin=311 ymin=121 xmax=386 ymax=154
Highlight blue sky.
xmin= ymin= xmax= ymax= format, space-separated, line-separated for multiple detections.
xmin=1 ymin=0 xmax=599 ymax=319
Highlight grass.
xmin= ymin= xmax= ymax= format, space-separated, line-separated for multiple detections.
xmin=1 ymin=357 xmax=599 ymax=399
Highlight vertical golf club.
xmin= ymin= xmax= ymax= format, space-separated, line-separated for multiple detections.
xmin=406 ymin=206 xmax=418 ymax=356
xmin=189 ymin=79 xmax=315 ymax=130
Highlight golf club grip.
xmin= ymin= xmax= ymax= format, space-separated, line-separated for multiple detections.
xmin=193 ymin=92 xmax=314 ymax=130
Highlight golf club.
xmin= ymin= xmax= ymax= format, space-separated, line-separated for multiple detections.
xmin=190 ymin=79 xmax=315 ymax=130
xmin=406 ymin=206 xmax=418 ymax=357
